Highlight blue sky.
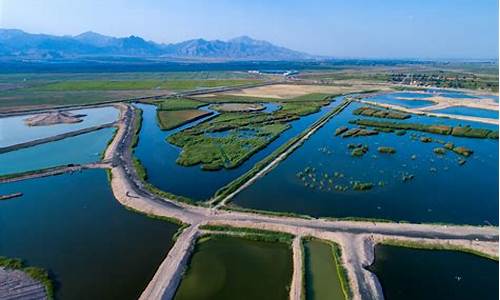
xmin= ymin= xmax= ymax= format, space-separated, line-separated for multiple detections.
xmin=0 ymin=0 xmax=498 ymax=58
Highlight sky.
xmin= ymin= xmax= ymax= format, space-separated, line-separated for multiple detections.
xmin=0 ymin=0 xmax=498 ymax=59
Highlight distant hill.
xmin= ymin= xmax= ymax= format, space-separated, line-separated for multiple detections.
xmin=0 ymin=29 xmax=314 ymax=60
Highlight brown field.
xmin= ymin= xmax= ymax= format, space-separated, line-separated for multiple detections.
xmin=217 ymin=82 xmax=391 ymax=99
xmin=209 ymin=103 xmax=265 ymax=112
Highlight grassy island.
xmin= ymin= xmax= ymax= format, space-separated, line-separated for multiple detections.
xmin=353 ymin=106 xmax=410 ymax=119
xmin=351 ymin=119 xmax=499 ymax=139
xmin=167 ymin=101 xmax=328 ymax=170
xmin=156 ymin=97 xmax=213 ymax=130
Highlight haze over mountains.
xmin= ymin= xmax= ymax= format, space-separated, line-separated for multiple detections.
xmin=0 ymin=29 xmax=314 ymax=61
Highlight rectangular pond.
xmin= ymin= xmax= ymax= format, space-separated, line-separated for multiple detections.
xmin=0 ymin=106 xmax=118 ymax=148
xmin=304 ymin=239 xmax=345 ymax=300
xmin=0 ymin=170 xmax=179 ymax=299
xmin=0 ymin=127 xmax=116 ymax=176
xmin=232 ymin=101 xmax=499 ymax=225
xmin=134 ymin=98 xmax=344 ymax=201
xmin=174 ymin=235 xmax=292 ymax=300
xmin=367 ymin=245 xmax=499 ymax=300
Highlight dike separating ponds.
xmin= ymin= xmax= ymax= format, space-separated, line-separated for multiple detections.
xmin=0 ymin=122 xmax=116 ymax=154
xmin=3 ymin=92 xmax=499 ymax=300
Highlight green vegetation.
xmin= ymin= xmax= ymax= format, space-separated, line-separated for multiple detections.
xmin=156 ymin=97 xmax=205 ymax=110
xmin=379 ymin=239 xmax=499 ymax=261
xmin=212 ymin=100 xmax=352 ymax=203
xmin=195 ymin=94 xmax=279 ymax=103
xmin=0 ymin=256 xmax=54 ymax=299
xmin=167 ymin=101 xmax=327 ymax=170
xmin=37 ymin=79 xmax=261 ymax=92
xmin=351 ymin=181 xmax=374 ymax=191
xmin=353 ymin=106 xmax=410 ymax=119
xmin=157 ymin=109 xmax=213 ymax=130
xmin=349 ymin=144 xmax=369 ymax=157
xmin=433 ymin=147 xmax=446 ymax=155
xmin=340 ymin=127 xmax=378 ymax=138
xmin=452 ymin=146 xmax=474 ymax=157
xmin=335 ymin=126 xmax=349 ymax=136
xmin=377 ymin=146 xmax=396 ymax=154
xmin=351 ymin=119 xmax=499 ymax=139
xmin=130 ymin=108 xmax=143 ymax=148
xmin=199 ymin=224 xmax=294 ymax=243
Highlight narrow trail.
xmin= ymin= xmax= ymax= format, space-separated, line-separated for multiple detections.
xmin=139 ymin=225 xmax=199 ymax=300
xmin=290 ymin=236 xmax=303 ymax=300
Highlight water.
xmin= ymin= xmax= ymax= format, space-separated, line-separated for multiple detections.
xmin=0 ymin=106 xmax=118 ymax=147
xmin=364 ymin=92 xmax=435 ymax=108
xmin=134 ymin=99 xmax=343 ymax=201
xmin=304 ymin=239 xmax=345 ymax=300
xmin=0 ymin=127 xmax=115 ymax=175
xmin=432 ymin=106 xmax=499 ymax=119
xmin=0 ymin=170 xmax=178 ymax=300
xmin=174 ymin=235 xmax=292 ymax=300
xmin=368 ymin=245 xmax=499 ymax=300
xmin=232 ymin=101 xmax=499 ymax=225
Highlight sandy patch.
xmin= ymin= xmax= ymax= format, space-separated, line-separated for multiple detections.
xmin=210 ymin=103 xmax=265 ymax=112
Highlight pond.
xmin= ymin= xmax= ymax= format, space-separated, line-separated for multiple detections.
xmin=174 ymin=235 xmax=292 ymax=300
xmin=304 ymin=239 xmax=345 ymax=300
xmin=0 ymin=106 xmax=118 ymax=148
xmin=432 ymin=106 xmax=499 ymax=119
xmin=364 ymin=92 xmax=436 ymax=108
xmin=134 ymin=99 xmax=344 ymax=201
xmin=232 ymin=101 xmax=499 ymax=225
xmin=367 ymin=245 xmax=499 ymax=300
xmin=0 ymin=170 xmax=178 ymax=300
xmin=0 ymin=127 xmax=115 ymax=176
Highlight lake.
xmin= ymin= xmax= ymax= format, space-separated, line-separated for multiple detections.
xmin=0 ymin=127 xmax=115 ymax=176
xmin=134 ymin=98 xmax=343 ymax=201
xmin=367 ymin=245 xmax=499 ymax=300
xmin=0 ymin=106 xmax=118 ymax=148
xmin=0 ymin=170 xmax=178 ymax=299
xmin=232 ymin=101 xmax=499 ymax=225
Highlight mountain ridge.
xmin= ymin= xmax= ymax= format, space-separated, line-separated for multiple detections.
xmin=0 ymin=29 xmax=315 ymax=60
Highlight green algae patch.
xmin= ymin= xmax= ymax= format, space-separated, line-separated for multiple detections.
xmin=304 ymin=239 xmax=347 ymax=300
xmin=353 ymin=106 xmax=410 ymax=120
xmin=377 ymin=146 xmax=396 ymax=154
xmin=174 ymin=235 xmax=292 ymax=300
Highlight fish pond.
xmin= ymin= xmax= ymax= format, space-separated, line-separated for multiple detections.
xmin=174 ymin=235 xmax=292 ymax=300
xmin=304 ymin=239 xmax=345 ymax=300
xmin=134 ymin=99 xmax=342 ymax=201
xmin=367 ymin=245 xmax=499 ymax=300
xmin=0 ymin=170 xmax=178 ymax=299
xmin=432 ymin=106 xmax=499 ymax=119
xmin=0 ymin=106 xmax=118 ymax=148
xmin=232 ymin=101 xmax=499 ymax=225
xmin=0 ymin=127 xmax=115 ymax=176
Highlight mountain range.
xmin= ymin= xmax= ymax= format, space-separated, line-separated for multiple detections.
xmin=0 ymin=29 xmax=314 ymax=61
